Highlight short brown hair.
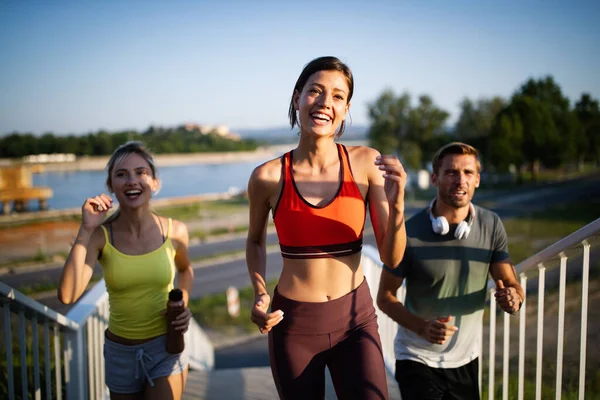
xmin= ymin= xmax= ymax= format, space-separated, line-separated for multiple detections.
xmin=432 ymin=142 xmax=481 ymax=174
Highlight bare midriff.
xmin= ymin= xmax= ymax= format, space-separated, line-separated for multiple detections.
xmin=276 ymin=252 xmax=365 ymax=302
xmin=105 ymin=329 xmax=163 ymax=345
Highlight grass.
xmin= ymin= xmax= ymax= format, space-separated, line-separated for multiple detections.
xmin=189 ymin=224 xmax=251 ymax=241
xmin=188 ymin=279 xmax=279 ymax=335
xmin=503 ymin=199 xmax=600 ymax=264
xmin=0 ymin=196 xmax=249 ymax=230
xmin=0 ymin=250 xmax=67 ymax=269
xmin=18 ymin=276 xmax=102 ymax=296
xmin=0 ymin=213 xmax=81 ymax=230
xmin=480 ymin=371 xmax=600 ymax=400
xmin=156 ymin=197 xmax=248 ymax=222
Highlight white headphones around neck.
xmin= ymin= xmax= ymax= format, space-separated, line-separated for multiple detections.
xmin=429 ymin=198 xmax=475 ymax=240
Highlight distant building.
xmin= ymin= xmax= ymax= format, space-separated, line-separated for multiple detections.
xmin=181 ymin=123 xmax=240 ymax=141
xmin=22 ymin=153 xmax=77 ymax=163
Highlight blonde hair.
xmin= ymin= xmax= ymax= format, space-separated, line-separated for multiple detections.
xmin=432 ymin=142 xmax=481 ymax=175
xmin=104 ymin=141 xmax=158 ymax=223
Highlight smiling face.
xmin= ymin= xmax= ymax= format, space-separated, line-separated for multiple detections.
xmin=432 ymin=153 xmax=480 ymax=209
xmin=108 ymin=152 xmax=159 ymax=209
xmin=293 ymin=70 xmax=351 ymax=138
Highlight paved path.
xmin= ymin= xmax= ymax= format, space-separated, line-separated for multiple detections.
xmin=183 ymin=366 xmax=401 ymax=400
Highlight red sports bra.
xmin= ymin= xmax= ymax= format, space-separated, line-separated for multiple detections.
xmin=273 ymin=144 xmax=367 ymax=259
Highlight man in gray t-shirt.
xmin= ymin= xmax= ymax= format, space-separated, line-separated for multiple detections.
xmin=377 ymin=142 xmax=524 ymax=400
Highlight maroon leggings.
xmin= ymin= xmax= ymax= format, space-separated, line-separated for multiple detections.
xmin=268 ymin=279 xmax=389 ymax=400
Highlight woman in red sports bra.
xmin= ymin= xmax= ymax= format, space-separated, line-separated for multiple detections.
xmin=246 ymin=56 xmax=407 ymax=399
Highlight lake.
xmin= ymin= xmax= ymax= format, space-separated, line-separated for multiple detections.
xmin=32 ymin=157 xmax=273 ymax=210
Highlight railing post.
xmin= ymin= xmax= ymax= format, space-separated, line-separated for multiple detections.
xmin=479 ymin=326 xmax=483 ymax=399
xmin=53 ymin=325 xmax=62 ymax=400
xmin=502 ymin=310 xmax=510 ymax=400
xmin=64 ymin=327 xmax=89 ymax=400
xmin=87 ymin=316 xmax=95 ymax=399
xmin=578 ymin=241 xmax=590 ymax=400
xmin=19 ymin=308 xmax=28 ymax=400
xmin=32 ymin=314 xmax=41 ymax=400
xmin=555 ymin=254 xmax=567 ymax=400
xmin=489 ymin=288 xmax=497 ymax=400
xmin=3 ymin=300 xmax=15 ymax=400
xmin=43 ymin=320 xmax=51 ymax=400
xmin=535 ymin=263 xmax=546 ymax=400
xmin=518 ymin=274 xmax=527 ymax=400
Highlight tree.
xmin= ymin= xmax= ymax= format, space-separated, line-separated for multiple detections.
xmin=367 ymin=90 xmax=449 ymax=170
xmin=489 ymin=107 xmax=524 ymax=175
xmin=491 ymin=75 xmax=580 ymax=178
xmin=38 ymin=132 xmax=58 ymax=154
xmin=455 ymin=97 xmax=505 ymax=140
xmin=455 ymin=97 xmax=505 ymax=168
xmin=90 ymin=131 xmax=113 ymax=155
xmin=514 ymin=76 xmax=578 ymax=170
xmin=367 ymin=89 xmax=411 ymax=155
xmin=408 ymin=95 xmax=450 ymax=142
xmin=575 ymin=93 xmax=600 ymax=165
xmin=0 ymin=133 xmax=38 ymax=157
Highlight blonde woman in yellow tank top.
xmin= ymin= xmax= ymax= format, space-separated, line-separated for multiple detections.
xmin=57 ymin=141 xmax=194 ymax=400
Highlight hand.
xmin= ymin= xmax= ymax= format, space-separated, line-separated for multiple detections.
xmin=172 ymin=307 xmax=192 ymax=334
xmin=419 ymin=316 xmax=459 ymax=345
xmin=495 ymin=280 xmax=521 ymax=314
xmin=250 ymin=293 xmax=284 ymax=334
xmin=81 ymin=194 xmax=113 ymax=232
xmin=375 ymin=155 xmax=406 ymax=209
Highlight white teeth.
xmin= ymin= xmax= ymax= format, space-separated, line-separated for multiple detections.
xmin=125 ymin=190 xmax=141 ymax=195
xmin=312 ymin=113 xmax=330 ymax=121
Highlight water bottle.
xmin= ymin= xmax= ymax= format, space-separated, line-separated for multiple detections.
xmin=166 ymin=288 xmax=185 ymax=354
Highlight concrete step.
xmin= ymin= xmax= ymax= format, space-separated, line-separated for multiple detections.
xmin=183 ymin=366 xmax=401 ymax=400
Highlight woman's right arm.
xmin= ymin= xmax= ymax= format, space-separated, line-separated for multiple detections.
xmin=57 ymin=194 xmax=112 ymax=304
xmin=245 ymin=164 xmax=283 ymax=333
xmin=246 ymin=168 xmax=270 ymax=299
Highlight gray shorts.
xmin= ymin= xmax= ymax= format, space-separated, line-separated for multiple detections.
xmin=104 ymin=334 xmax=189 ymax=394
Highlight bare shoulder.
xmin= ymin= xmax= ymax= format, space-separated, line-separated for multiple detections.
xmin=170 ymin=218 xmax=189 ymax=239
xmin=164 ymin=218 xmax=190 ymax=253
xmin=346 ymin=145 xmax=381 ymax=164
xmin=249 ymin=156 xmax=284 ymax=194
xmin=345 ymin=145 xmax=382 ymax=178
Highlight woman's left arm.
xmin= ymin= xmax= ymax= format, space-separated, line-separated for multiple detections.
xmin=366 ymin=148 xmax=407 ymax=268
xmin=172 ymin=219 xmax=195 ymax=331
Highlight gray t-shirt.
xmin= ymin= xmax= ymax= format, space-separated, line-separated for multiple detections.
xmin=384 ymin=204 xmax=509 ymax=368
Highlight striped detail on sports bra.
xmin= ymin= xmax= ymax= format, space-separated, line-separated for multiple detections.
xmin=280 ymin=238 xmax=363 ymax=259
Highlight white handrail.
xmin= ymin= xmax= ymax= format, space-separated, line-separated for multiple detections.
xmin=361 ymin=214 xmax=599 ymax=400
xmin=516 ymin=217 xmax=600 ymax=273
xmin=0 ymin=281 xmax=79 ymax=330
xmin=65 ymin=279 xmax=109 ymax=325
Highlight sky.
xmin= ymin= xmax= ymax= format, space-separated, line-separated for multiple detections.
xmin=1 ymin=0 xmax=599 ymax=136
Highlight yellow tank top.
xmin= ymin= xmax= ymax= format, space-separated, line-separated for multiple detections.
xmin=99 ymin=218 xmax=177 ymax=339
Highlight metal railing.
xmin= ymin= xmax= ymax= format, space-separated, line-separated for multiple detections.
xmin=1 ymin=280 xmax=214 ymax=400
xmin=3 ymin=216 xmax=598 ymax=399
xmin=1 ymin=282 xmax=78 ymax=400
xmin=361 ymin=216 xmax=600 ymax=400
